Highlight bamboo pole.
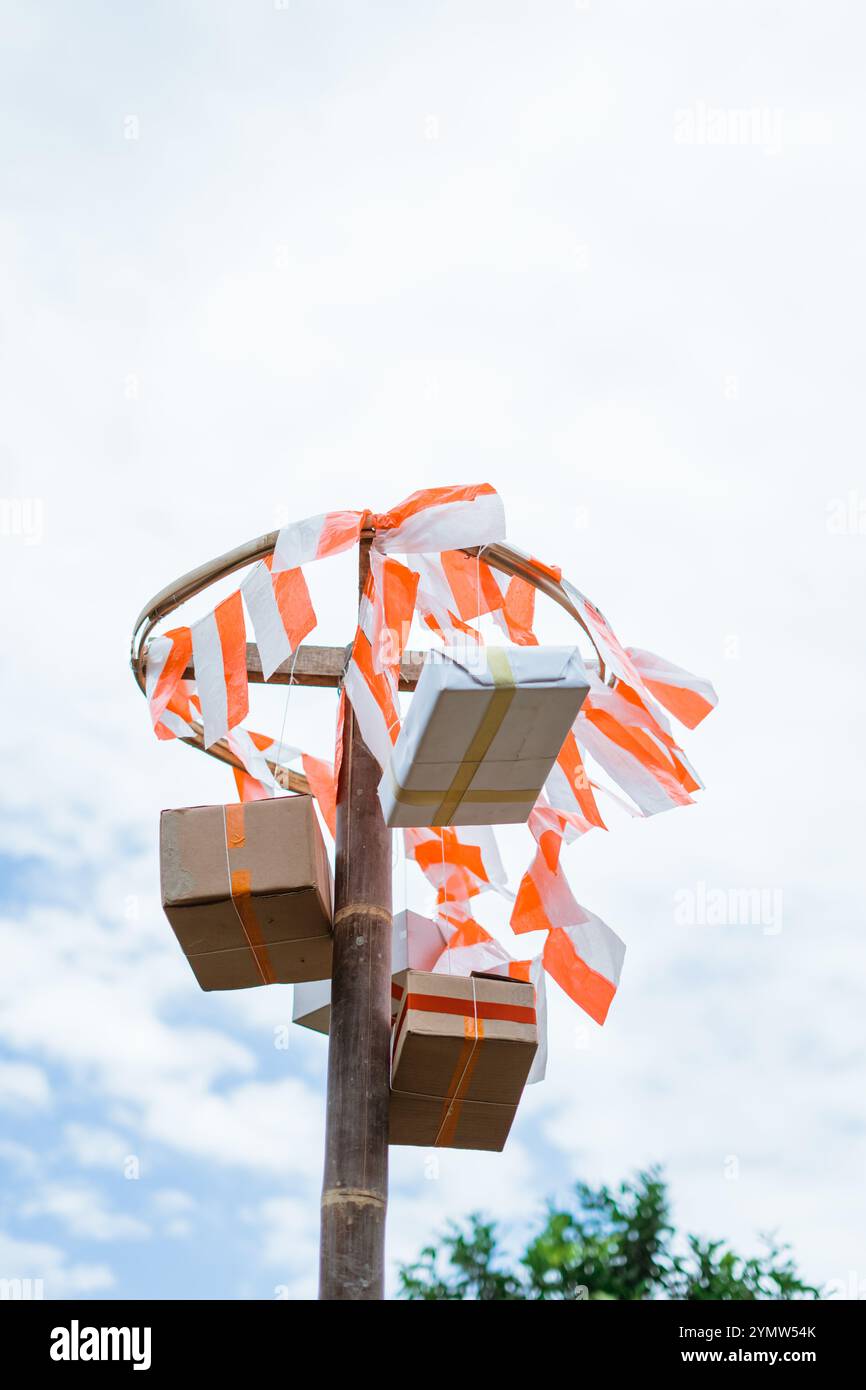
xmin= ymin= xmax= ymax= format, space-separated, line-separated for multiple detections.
xmin=319 ymin=531 xmax=392 ymax=1300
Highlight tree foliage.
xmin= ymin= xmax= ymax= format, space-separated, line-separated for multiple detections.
xmin=398 ymin=1168 xmax=819 ymax=1301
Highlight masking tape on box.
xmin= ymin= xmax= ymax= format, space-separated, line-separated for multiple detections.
xmin=388 ymin=648 xmax=536 ymax=825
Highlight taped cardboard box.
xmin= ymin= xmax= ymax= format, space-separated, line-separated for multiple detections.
xmin=293 ymin=909 xmax=448 ymax=1034
xmin=160 ymin=795 xmax=333 ymax=991
xmin=389 ymin=969 xmax=538 ymax=1151
xmin=379 ymin=646 xmax=590 ymax=827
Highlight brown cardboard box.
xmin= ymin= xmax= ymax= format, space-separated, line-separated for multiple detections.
xmin=389 ymin=969 xmax=538 ymax=1151
xmin=160 ymin=796 xmax=333 ymax=991
xmin=379 ymin=646 xmax=590 ymax=827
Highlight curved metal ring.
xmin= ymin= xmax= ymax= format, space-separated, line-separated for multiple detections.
xmin=130 ymin=529 xmax=605 ymax=789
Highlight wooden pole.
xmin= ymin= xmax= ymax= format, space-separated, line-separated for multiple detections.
xmin=319 ymin=530 xmax=393 ymax=1300
xmin=181 ymin=643 xmax=427 ymax=691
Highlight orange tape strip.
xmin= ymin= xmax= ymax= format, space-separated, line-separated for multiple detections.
xmin=228 ymin=870 xmax=275 ymax=985
xmin=222 ymin=807 xmax=275 ymax=985
xmin=392 ymin=990 xmax=536 ymax=1055
xmin=435 ymin=1024 xmax=485 ymax=1146
xmin=225 ymin=803 xmax=246 ymax=848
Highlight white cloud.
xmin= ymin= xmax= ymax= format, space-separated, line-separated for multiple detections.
xmin=388 ymin=1139 xmax=542 ymax=1277
xmin=21 ymin=1186 xmax=150 ymax=1243
xmin=0 ymin=1231 xmax=114 ymax=1299
xmin=0 ymin=1062 xmax=50 ymax=1111
xmin=151 ymin=1189 xmax=197 ymax=1240
xmin=141 ymin=1077 xmax=324 ymax=1176
xmin=0 ymin=1140 xmax=41 ymax=1175
xmin=0 ymin=903 xmax=325 ymax=1180
xmin=250 ymin=1196 xmax=320 ymax=1284
xmin=151 ymin=1189 xmax=196 ymax=1216
xmin=64 ymin=1125 xmax=133 ymax=1172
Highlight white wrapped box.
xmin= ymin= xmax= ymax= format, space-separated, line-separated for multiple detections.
xmin=292 ymin=909 xmax=448 ymax=1035
xmin=378 ymin=646 xmax=590 ymax=827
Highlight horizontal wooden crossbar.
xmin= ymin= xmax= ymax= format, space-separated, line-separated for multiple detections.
xmin=181 ymin=643 xmax=427 ymax=692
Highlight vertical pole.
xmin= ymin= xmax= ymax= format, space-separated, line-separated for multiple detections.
xmin=319 ymin=529 xmax=393 ymax=1299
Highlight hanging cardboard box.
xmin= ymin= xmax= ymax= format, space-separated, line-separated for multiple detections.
xmin=160 ymin=795 xmax=333 ymax=991
xmin=292 ymin=909 xmax=448 ymax=1034
xmin=378 ymin=646 xmax=590 ymax=827
xmin=390 ymin=969 xmax=538 ymax=1151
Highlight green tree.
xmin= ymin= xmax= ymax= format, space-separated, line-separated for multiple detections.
xmin=398 ymin=1168 xmax=820 ymax=1301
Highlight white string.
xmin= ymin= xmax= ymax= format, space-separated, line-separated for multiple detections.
xmin=432 ymin=974 xmax=479 ymax=1147
xmin=475 ymin=543 xmax=491 ymax=641
xmin=221 ymin=806 xmax=268 ymax=985
xmin=273 ymin=645 xmax=301 ymax=787
xmin=440 ymin=830 xmax=452 ymax=976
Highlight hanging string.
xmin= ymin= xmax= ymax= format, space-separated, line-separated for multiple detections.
xmin=440 ymin=829 xmax=453 ymax=976
xmin=274 ymin=644 xmax=301 ymax=788
xmin=221 ymin=806 xmax=268 ymax=985
xmin=432 ymin=974 xmax=479 ymax=1147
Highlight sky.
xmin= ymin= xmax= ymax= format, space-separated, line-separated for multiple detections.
xmin=1 ymin=0 xmax=864 ymax=1300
